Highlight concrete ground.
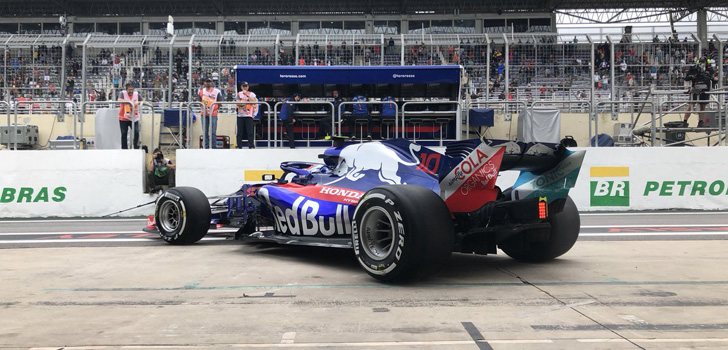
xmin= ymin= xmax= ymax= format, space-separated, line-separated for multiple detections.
xmin=1 ymin=213 xmax=727 ymax=349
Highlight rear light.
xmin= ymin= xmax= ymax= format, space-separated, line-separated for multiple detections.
xmin=538 ymin=198 xmax=548 ymax=220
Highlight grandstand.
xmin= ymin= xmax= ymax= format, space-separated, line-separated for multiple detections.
xmin=1 ymin=1 xmax=727 ymax=149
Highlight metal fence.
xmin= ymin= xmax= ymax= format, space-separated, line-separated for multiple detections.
xmin=3 ymin=33 xmax=727 ymax=106
xmin=1 ymin=32 xmax=727 ymax=150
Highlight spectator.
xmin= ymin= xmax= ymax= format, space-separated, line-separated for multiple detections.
xmin=236 ymin=81 xmax=258 ymax=149
xmin=148 ymin=148 xmax=176 ymax=192
xmin=118 ymin=83 xmax=141 ymax=149
xmin=198 ymin=78 xmax=222 ymax=149
xmin=65 ymin=77 xmax=75 ymax=99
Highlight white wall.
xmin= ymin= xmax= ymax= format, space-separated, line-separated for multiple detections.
xmin=3 ymin=146 xmax=728 ymax=218
xmin=0 ymin=150 xmax=154 ymax=218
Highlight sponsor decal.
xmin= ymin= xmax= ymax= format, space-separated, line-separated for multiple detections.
xmin=328 ymin=142 xmax=421 ymax=185
xmin=259 ymin=188 xmax=352 ymax=236
xmin=0 ymin=187 xmax=66 ymax=203
xmin=318 ymin=186 xmax=363 ymax=204
xmin=643 ymin=180 xmax=728 ymax=197
xmin=392 ymin=74 xmax=415 ymax=79
xmin=279 ymin=74 xmax=306 ymax=79
xmin=440 ymin=143 xmax=504 ymax=212
xmin=590 ymin=166 xmax=630 ymax=207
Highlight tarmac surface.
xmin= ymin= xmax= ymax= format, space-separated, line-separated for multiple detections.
xmin=1 ymin=211 xmax=727 ymax=349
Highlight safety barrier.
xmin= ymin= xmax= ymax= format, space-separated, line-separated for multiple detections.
xmin=5 ymin=145 xmax=728 ymax=217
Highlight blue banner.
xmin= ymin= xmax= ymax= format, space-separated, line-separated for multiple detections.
xmin=235 ymin=65 xmax=461 ymax=85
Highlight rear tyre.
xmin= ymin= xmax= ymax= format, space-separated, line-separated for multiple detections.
xmin=155 ymin=187 xmax=211 ymax=244
xmin=500 ymin=196 xmax=580 ymax=262
xmin=352 ymin=185 xmax=454 ymax=282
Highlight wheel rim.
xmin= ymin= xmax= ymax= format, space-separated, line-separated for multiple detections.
xmin=360 ymin=206 xmax=395 ymax=261
xmin=159 ymin=200 xmax=182 ymax=233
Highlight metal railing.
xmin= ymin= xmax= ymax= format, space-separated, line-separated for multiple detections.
xmin=337 ymin=101 xmax=398 ymax=139
xmin=80 ymin=101 xmax=135 ymax=149
xmin=1 ymin=101 xmax=10 ymax=149
xmin=272 ymin=101 xmax=335 ymax=148
xmin=11 ymin=100 xmax=78 ymax=149
xmin=401 ymin=101 xmax=461 ymax=142
xmin=597 ymin=100 xmax=655 ymax=146
xmin=209 ymin=101 xmax=272 ymax=148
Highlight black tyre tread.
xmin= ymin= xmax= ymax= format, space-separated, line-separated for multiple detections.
xmin=157 ymin=186 xmax=211 ymax=245
xmin=354 ymin=185 xmax=454 ymax=282
xmin=501 ymin=196 xmax=580 ymax=262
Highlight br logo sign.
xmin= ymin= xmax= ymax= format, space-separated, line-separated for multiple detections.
xmin=589 ymin=166 xmax=629 ymax=207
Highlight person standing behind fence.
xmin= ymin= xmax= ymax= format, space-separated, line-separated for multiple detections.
xmin=199 ymin=78 xmax=222 ymax=149
xmin=279 ymin=93 xmax=301 ymax=149
xmin=236 ymin=81 xmax=258 ymax=149
xmin=118 ymin=83 xmax=141 ymax=149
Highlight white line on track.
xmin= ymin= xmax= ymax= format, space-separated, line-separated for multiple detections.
xmin=580 ymin=232 xmax=728 ymax=237
xmin=0 ymin=237 xmax=228 ymax=244
xmin=0 ymin=218 xmax=147 ymax=223
xmin=581 ymin=212 xmax=726 ymax=216
xmin=0 ymin=229 xmax=239 ymax=236
xmin=582 ymin=224 xmax=728 ymax=228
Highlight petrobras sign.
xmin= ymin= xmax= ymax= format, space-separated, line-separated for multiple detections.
xmin=0 ymin=150 xmax=153 ymax=218
xmin=566 ymin=147 xmax=728 ymax=211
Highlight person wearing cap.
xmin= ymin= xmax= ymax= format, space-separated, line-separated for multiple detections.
xmin=236 ymin=81 xmax=258 ymax=149
xmin=198 ymin=78 xmax=222 ymax=148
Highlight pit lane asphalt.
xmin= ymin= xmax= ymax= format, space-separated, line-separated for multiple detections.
xmin=1 ymin=211 xmax=727 ymax=349
xmin=0 ymin=211 xmax=727 ymax=248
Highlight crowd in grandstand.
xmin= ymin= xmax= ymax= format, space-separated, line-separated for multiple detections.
xmin=1 ymin=35 xmax=727 ymax=110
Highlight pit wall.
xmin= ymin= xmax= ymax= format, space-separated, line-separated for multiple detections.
xmin=0 ymin=111 xmax=709 ymax=151
xmin=2 ymin=145 xmax=728 ymax=218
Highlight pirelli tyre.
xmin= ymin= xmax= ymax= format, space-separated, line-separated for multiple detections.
xmin=352 ymin=185 xmax=454 ymax=282
xmin=155 ymin=187 xmax=211 ymax=244
xmin=500 ymin=196 xmax=580 ymax=262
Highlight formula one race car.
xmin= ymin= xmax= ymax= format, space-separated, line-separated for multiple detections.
xmin=153 ymin=138 xmax=586 ymax=281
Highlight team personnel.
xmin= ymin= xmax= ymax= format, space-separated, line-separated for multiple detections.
xmin=236 ymin=81 xmax=258 ymax=148
xmin=279 ymin=93 xmax=301 ymax=148
xmin=118 ymin=83 xmax=141 ymax=149
xmin=199 ymin=78 xmax=222 ymax=149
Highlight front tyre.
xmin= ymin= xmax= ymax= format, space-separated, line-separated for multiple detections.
xmin=352 ymin=185 xmax=454 ymax=282
xmin=500 ymin=196 xmax=580 ymax=262
xmin=155 ymin=187 xmax=211 ymax=244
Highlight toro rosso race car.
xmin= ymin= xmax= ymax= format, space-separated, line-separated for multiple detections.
xmin=153 ymin=138 xmax=586 ymax=281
